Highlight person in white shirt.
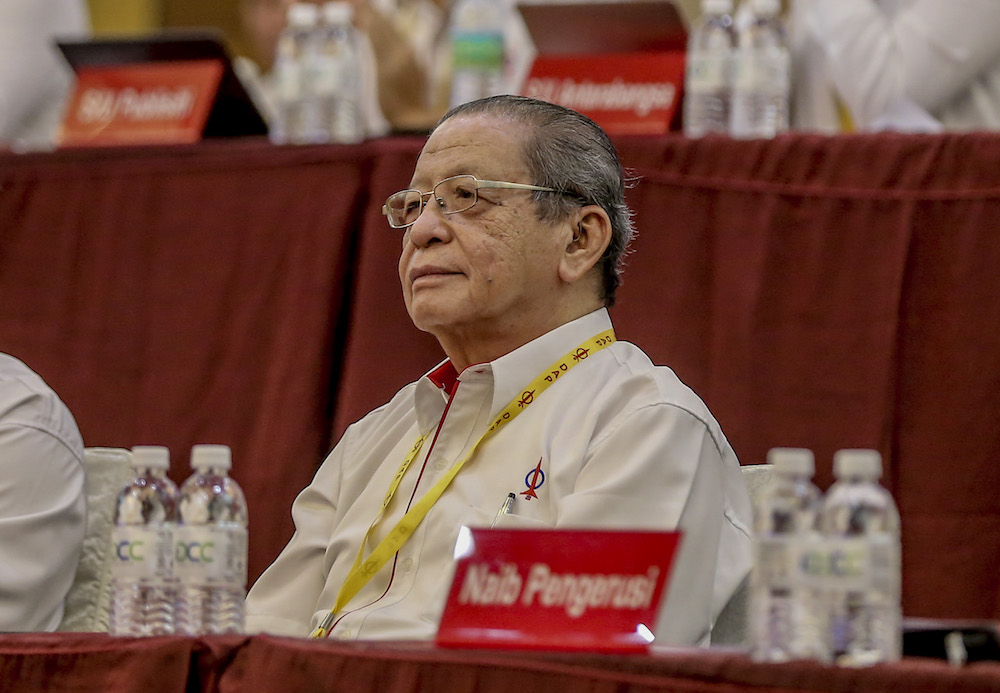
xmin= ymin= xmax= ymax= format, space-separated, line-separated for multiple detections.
xmin=0 ymin=0 xmax=90 ymax=151
xmin=790 ymin=0 xmax=1000 ymax=132
xmin=0 ymin=352 xmax=86 ymax=631
xmin=245 ymin=95 xmax=753 ymax=645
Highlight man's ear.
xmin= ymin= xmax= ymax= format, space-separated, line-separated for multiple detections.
xmin=558 ymin=206 xmax=613 ymax=284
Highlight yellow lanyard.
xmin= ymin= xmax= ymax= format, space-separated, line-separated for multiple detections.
xmin=311 ymin=327 xmax=617 ymax=638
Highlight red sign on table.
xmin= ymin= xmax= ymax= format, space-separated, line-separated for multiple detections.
xmin=437 ymin=527 xmax=681 ymax=652
xmin=59 ymin=60 xmax=223 ymax=147
xmin=521 ymin=52 xmax=686 ymax=135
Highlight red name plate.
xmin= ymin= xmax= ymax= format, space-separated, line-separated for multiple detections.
xmin=521 ymin=52 xmax=685 ymax=135
xmin=437 ymin=527 xmax=681 ymax=652
xmin=59 ymin=60 xmax=223 ymax=147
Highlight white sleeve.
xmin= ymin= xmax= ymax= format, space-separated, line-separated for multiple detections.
xmin=809 ymin=0 xmax=1000 ymax=127
xmin=0 ymin=424 xmax=86 ymax=631
xmin=244 ymin=443 xmax=344 ymax=637
xmin=0 ymin=0 xmax=90 ymax=146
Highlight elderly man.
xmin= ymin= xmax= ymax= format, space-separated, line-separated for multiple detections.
xmin=245 ymin=95 xmax=752 ymax=645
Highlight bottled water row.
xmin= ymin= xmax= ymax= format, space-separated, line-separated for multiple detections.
xmin=683 ymin=0 xmax=790 ymax=139
xmin=109 ymin=444 xmax=248 ymax=637
xmin=271 ymin=2 xmax=365 ymax=145
xmin=750 ymin=447 xmax=902 ymax=666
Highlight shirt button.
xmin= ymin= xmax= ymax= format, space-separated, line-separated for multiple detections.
xmin=433 ymin=457 xmax=448 ymax=471
xmin=337 ymin=629 xmax=353 ymax=640
xmin=401 ymin=557 xmax=415 ymax=572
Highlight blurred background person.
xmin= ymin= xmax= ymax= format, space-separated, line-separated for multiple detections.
xmin=237 ymin=0 xmax=439 ymax=135
xmin=790 ymin=0 xmax=1000 ymax=132
xmin=0 ymin=0 xmax=91 ymax=151
xmin=0 ymin=352 xmax=86 ymax=631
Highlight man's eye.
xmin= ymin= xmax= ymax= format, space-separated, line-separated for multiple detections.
xmin=452 ymin=186 xmax=475 ymax=200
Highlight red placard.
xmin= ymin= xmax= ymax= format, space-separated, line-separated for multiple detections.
xmin=521 ymin=52 xmax=685 ymax=135
xmin=436 ymin=527 xmax=681 ymax=652
xmin=58 ymin=60 xmax=223 ymax=147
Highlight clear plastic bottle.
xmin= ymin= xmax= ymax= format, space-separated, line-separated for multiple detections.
xmin=175 ymin=444 xmax=249 ymax=635
xmin=109 ymin=445 xmax=179 ymax=636
xmin=820 ymin=449 xmax=902 ymax=666
xmin=750 ymin=448 xmax=827 ymax=662
xmin=683 ymin=0 xmax=736 ymax=137
xmin=270 ymin=2 xmax=320 ymax=145
xmin=303 ymin=2 xmax=365 ymax=144
xmin=448 ymin=0 xmax=508 ymax=108
xmin=730 ymin=0 xmax=790 ymax=138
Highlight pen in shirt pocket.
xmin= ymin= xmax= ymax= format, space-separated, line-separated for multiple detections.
xmin=491 ymin=492 xmax=516 ymax=527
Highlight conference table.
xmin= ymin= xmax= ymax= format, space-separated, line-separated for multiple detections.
xmin=3 ymin=632 xmax=1000 ymax=693
xmin=3 ymin=130 xmax=1000 ymax=625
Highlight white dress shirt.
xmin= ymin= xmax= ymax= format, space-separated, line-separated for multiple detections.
xmin=790 ymin=0 xmax=1000 ymax=132
xmin=0 ymin=0 xmax=90 ymax=150
xmin=246 ymin=308 xmax=752 ymax=645
xmin=0 ymin=353 xmax=86 ymax=631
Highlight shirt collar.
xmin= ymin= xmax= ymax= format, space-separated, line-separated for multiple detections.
xmin=413 ymin=308 xmax=614 ymax=429
xmin=426 ymin=360 xmax=460 ymax=397
xmin=484 ymin=308 xmax=613 ymax=419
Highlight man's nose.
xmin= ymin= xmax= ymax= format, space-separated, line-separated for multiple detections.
xmin=405 ymin=201 xmax=451 ymax=247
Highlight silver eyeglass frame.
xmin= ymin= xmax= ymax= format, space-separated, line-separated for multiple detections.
xmin=381 ymin=174 xmax=563 ymax=229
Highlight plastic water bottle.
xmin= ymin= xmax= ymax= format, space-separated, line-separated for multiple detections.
xmin=271 ymin=2 xmax=320 ymax=144
xmin=109 ymin=445 xmax=179 ymax=636
xmin=303 ymin=2 xmax=365 ymax=144
xmin=820 ymin=449 xmax=902 ymax=666
xmin=448 ymin=0 xmax=507 ymax=108
xmin=683 ymin=0 xmax=735 ymax=137
xmin=175 ymin=444 xmax=249 ymax=635
xmin=750 ymin=448 xmax=828 ymax=662
xmin=730 ymin=0 xmax=790 ymax=138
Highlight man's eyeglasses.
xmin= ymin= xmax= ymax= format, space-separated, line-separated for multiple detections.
xmin=382 ymin=174 xmax=566 ymax=229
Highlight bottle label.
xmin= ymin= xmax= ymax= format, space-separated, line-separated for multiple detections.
xmin=796 ymin=536 xmax=900 ymax=591
xmin=174 ymin=525 xmax=248 ymax=587
xmin=756 ymin=535 xmax=795 ymax=588
xmin=733 ymin=47 xmax=789 ymax=93
xmin=275 ymin=60 xmax=304 ymax=101
xmin=110 ymin=525 xmax=174 ymax=580
xmin=685 ymin=52 xmax=731 ymax=92
xmin=452 ymin=33 xmax=504 ymax=71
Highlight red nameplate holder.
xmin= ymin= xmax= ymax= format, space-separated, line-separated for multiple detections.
xmin=522 ymin=53 xmax=686 ymax=135
xmin=59 ymin=60 xmax=223 ymax=147
xmin=437 ymin=527 xmax=682 ymax=652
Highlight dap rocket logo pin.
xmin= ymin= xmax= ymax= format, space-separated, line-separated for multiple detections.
xmin=521 ymin=458 xmax=545 ymax=500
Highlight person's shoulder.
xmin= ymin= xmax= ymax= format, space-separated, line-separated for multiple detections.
xmin=604 ymin=341 xmax=713 ymax=414
xmin=335 ymin=379 xmax=421 ymax=449
xmin=0 ymin=352 xmax=83 ymax=453
xmin=593 ymin=340 xmax=731 ymax=449
xmin=0 ymin=352 xmax=56 ymax=409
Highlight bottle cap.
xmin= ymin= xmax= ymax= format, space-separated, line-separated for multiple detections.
xmin=702 ymin=0 xmax=733 ymax=14
xmin=190 ymin=444 xmax=232 ymax=472
xmin=323 ymin=1 xmax=353 ymax=24
xmin=833 ymin=448 xmax=882 ymax=479
xmin=749 ymin=0 xmax=781 ymax=15
xmin=766 ymin=447 xmax=814 ymax=476
xmin=131 ymin=445 xmax=170 ymax=471
xmin=287 ymin=2 xmax=319 ymax=27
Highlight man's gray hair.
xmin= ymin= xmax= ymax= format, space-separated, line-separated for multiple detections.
xmin=436 ymin=95 xmax=636 ymax=307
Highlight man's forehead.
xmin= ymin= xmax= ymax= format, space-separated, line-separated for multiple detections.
xmin=409 ymin=117 xmax=529 ymax=186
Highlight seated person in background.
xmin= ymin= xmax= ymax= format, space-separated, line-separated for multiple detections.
xmin=376 ymin=0 xmax=535 ymax=131
xmin=0 ymin=0 xmax=91 ymax=151
xmin=790 ymin=0 xmax=1000 ymax=132
xmin=0 ymin=352 xmax=86 ymax=631
xmin=236 ymin=0 xmax=434 ymax=135
xmin=246 ymin=95 xmax=753 ymax=645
